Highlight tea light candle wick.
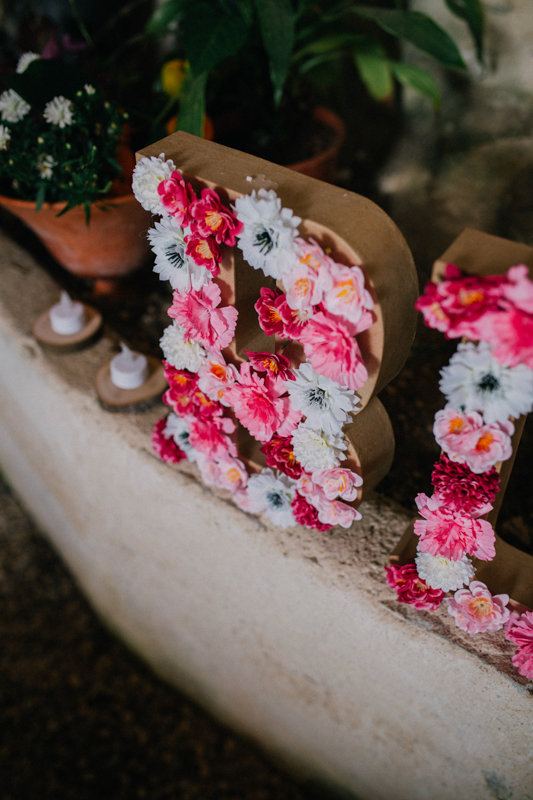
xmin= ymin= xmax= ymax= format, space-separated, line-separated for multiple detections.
xmin=110 ymin=343 xmax=149 ymax=390
xmin=49 ymin=291 xmax=86 ymax=335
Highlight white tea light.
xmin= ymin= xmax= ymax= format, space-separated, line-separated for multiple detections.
xmin=110 ymin=343 xmax=149 ymax=390
xmin=49 ymin=291 xmax=86 ymax=335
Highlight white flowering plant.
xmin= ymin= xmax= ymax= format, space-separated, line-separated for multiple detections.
xmin=0 ymin=56 xmax=126 ymax=218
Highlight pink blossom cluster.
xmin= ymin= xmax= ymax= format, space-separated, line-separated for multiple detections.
xmin=295 ymin=469 xmax=362 ymax=528
xmin=505 ymin=611 xmax=533 ymax=679
xmin=446 ymin=581 xmax=510 ymax=635
xmin=385 ymin=563 xmax=445 ymax=610
xmin=151 ymin=417 xmax=186 ymax=465
xmin=414 ymin=493 xmax=495 ymax=561
xmin=431 ymin=455 xmax=500 ymax=514
xmin=415 ymin=263 xmax=533 ymax=368
xmin=433 ymin=407 xmax=513 ymax=474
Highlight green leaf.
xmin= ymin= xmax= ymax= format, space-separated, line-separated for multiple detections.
xmin=183 ymin=3 xmax=249 ymax=76
xmin=293 ymin=32 xmax=365 ymax=61
xmin=35 ymin=183 xmax=46 ymax=211
xmin=146 ymin=0 xmax=186 ymax=34
xmin=353 ymin=40 xmax=394 ymax=102
xmin=6 ymin=59 xmax=86 ymax=109
xmin=390 ymin=61 xmax=441 ymax=109
xmin=177 ymin=70 xmax=207 ymax=137
xmin=349 ymin=7 xmax=467 ymax=70
xmin=253 ymin=0 xmax=296 ymax=105
xmin=444 ymin=0 xmax=484 ymax=62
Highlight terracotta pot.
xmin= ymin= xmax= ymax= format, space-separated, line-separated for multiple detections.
xmin=286 ymin=107 xmax=346 ymax=183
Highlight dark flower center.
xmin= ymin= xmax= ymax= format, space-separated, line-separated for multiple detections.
xmin=254 ymin=227 xmax=276 ymax=255
xmin=166 ymin=244 xmax=185 ymax=270
xmin=267 ymin=491 xmax=284 ymax=508
xmin=477 ymin=373 xmax=500 ymax=393
xmin=305 ymin=387 xmax=328 ymax=409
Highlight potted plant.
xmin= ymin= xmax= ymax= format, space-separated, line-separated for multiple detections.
xmin=0 ymin=55 xmax=152 ymax=295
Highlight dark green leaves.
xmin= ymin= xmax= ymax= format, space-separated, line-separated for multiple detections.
xmin=253 ymin=0 xmax=296 ymax=105
xmin=176 ymin=71 xmax=207 ymax=137
xmin=445 ymin=0 xmax=484 ymax=62
xmin=353 ymin=40 xmax=394 ymax=102
xmin=349 ymin=6 xmax=466 ymax=69
xmin=146 ymin=0 xmax=187 ymax=34
xmin=390 ymin=61 xmax=441 ymax=109
xmin=183 ymin=2 xmax=249 ymax=76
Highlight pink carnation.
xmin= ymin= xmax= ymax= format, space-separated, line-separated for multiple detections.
xmin=414 ymin=493 xmax=496 ymax=561
xmin=433 ymin=407 xmax=513 ymax=474
xmin=188 ymin=188 xmax=243 ymax=246
xmin=255 ymin=287 xmax=286 ymax=336
xmin=157 ymin=171 xmax=196 ymax=225
xmin=163 ymin=362 xmax=220 ymax=418
xmin=478 ymin=307 xmax=533 ymax=369
xmin=299 ymin=311 xmax=368 ymax=391
xmin=243 ymin=351 xmax=295 ymax=381
xmin=184 ymin=233 xmax=221 ymax=276
xmin=505 ymin=611 xmax=533 ymax=679
xmin=260 ymin=434 xmax=303 ymax=479
xmin=501 ymin=265 xmax=533 ymax=314
xmin=385 ymin=563 xmax=445 ymax=610
xmin=295 ymin=472 xmax=361 ymax=527
xmin=431 ymin=455 xmax=500 ymax=514
xmin=228 ymin=362 xmax=301 ymax=442
xmin=445 ymin=581 xmax=510 ymax=635
xmin=291 ymin=492 xmax=333 ymax=531
xmin=187 ymin=413 xmax=236 ymax=460
xmin=311 ymin=468 xmax=362 ymax=502
xmin=151 ymin=417 xmax=186 ymax=464
xmin=197 ymin=355 xmax=239 ymax=406
xmin=168 ymin=282 xmax=238 ymax=351
xmin=322 ymin=261 xmax=374 ymax=329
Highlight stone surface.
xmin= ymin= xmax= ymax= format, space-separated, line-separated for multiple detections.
xmin=0 ymin=231 xmax=532 ymax=800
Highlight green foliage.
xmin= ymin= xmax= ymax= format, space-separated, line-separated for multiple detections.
xmin=183 ymin=3 xmax=250 ymax=76
xmin=253 ymin=0 xmax=296 ymax=105
xmin=444 ymin=0 xmax=484 ymax=62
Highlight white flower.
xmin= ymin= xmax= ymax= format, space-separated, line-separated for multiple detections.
xmin=148 ymin=216 xmax=210 ymax=291
xmin=246 ymin=469 xmax=296 ymax=528
xmin=284 ymin=361 xmax=359 ymax=435
xmin=36 ymin=154 xmax=56 ymax=180
xmin=233 ymin=188 xmax=301 ymax=279
xmin=439 ymin=341 xmax=533 ymax=424
xmin=0 ymin=89 xmax=30 ymax=122
xmin=415 ymin=550 xmax=475 ymax=592
xmin=159 ymin=322 xmax=207 ymax=372
xmin=0 ymin=125 xmax=11 ymax=150
xmin=291 ymin=422 xmax=347 ymax=471
xmin=163 ymin=413 xmax=198 ymax=462
xmin=84 ymin=84 xmax=96 ymax=95
xmin=43 ymin=96 xmax=74 ymax=128
xmin=132 ymin=153 xmax=176 ymax=214
xmin=16 ymin=52 xmax=40 ymax=73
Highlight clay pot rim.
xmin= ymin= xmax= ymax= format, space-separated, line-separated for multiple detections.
xmin=0 ymin=191 xmax=138 ymax=212
xmin=286 ymin=106 xmax=346 ymax=173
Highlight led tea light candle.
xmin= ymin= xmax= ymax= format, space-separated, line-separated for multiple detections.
xmin=110 ymin=343 xmax=149 ymax=390
xmin=49 ymin=291 xmax=86 ymax=335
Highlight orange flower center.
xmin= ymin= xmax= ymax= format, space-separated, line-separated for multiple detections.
xmin=210 ymin=363 xmax=226 ymax=380
xmin=448 ymin=418 xmax=465 ymax=433
xmin=205 ymin=210 xmax=223 ymax=231
xmin=226 ymin=468 xmax=241 ymax=484
xmin=476 ymin=432 xmax=494 ymax=451
xmin=458 ymin=288 xmax=484 ymax=306
xmin=334 ymin=279 xmax=357 ymax=303
xmin=429 ymin=302 xmax=448 ymax=321
xmin=174 ymin=374 xmax=188 ymax=386
xmin=267 ymin=305 xmax=282 ymax=322
xmin=300 ymin=253 xmax=321 ymax=272
xmin=196 ymin=240 xmax=213 ymax=259
xmin=295 ymin=277 xmax=311 ymax=297
xmin=469 ymin=597 xmax=493 ymax=617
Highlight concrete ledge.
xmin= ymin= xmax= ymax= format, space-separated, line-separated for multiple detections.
xmin=0 ymin=231 xmax=532 ymax=800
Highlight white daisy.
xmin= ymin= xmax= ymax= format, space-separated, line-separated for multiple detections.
xmin=0 ymin=125 xmax=10 ymax=150
xmin=246 ymin=469 xmax=296 ymax=528
xmin=159 ymin=322 xmax=207 ymax=373
xmin=415 ymin=550 xmax=475 ymax=592
xmin=43 ymin=96 xmax=74 ymax=128
xmin=148 ymin=216 xmax=210 ymax=292
xmin=163 ymin=413 xmax=198 ymax=462
xmin=16 ymin=52 xmax=40 ymax=73
xmin=0 ymin=89 xmax=30 ymax=123
xmin=291 ymin=422 xmax=347 ymax=472
xmin=439 ymin=341 xmax=533 ymax=424
xmin=84 ymin=84 xmax=96 ymax=95
xmin=36 ymin=153 xmax=56 ymax=180
xmin=233 ymin=188 xmax=301 ymax=279
xmin=284 ymin=361 xmax=359 ymax=435
xmin=132 ymin=153 xmax=176 ymax=214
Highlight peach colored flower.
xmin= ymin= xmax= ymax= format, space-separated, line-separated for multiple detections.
xmin=168 ymin=282 xmax=238 ymax=351
xmin=197 ymin=354 xmax=239 ymax=406
xmin=433 ymin=406 xmax=513 ymax=474
xmin=322 ymin=261 xmax=374 ymax=329
xmin=311 ymin=468 xmax=362 ymax=501
xmin=445 ymin=581 xmax=510 ymax=635
xmin=283 ymin=238 xmax=333 ymax=312
xmin=414 ymin=493 xmax=495 ymax=561
xmin=299 ymin=311 xmax=368 ymax=391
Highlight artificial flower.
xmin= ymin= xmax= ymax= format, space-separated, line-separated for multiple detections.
xmin=291 ymin=492 xmax=333 ymax=531
xmin=414 ymin=493 xmax=495 ymax=561
xmin=43 ymin=95 xmax=74 ymax=128
xmin=415 ymin=550 xmax=475 ymax=592
xmin=439 ymin=341 xmax=533 ymax=424
xmin=189 ymin=187 xmax=243 ymax=245
xmin=229 ymin=362 xmax=301 ymax=442
xmin=299 ymin=311 xmax=368 ymax=391
xmin=215 ymin=455 xmax=249 ymax=492
xmin=148 ymin=216 xmax=210 ymax=291
xmin=163 ymin=363 xmax=220 ymax=418
xmin=278 ymin=298 xmax=312 ymax=339
xmin=157 ymin=170 xmax=196 ymax=225
xmin=163 ymin=413 xmax=199 ymax=462
xmin=479 ymin=307 xmax=533 ymax=370
xmin=311 ymin=468 xmax=362 ymax=501
xmin=0 ymin=89 xmax=30 ymax=123
xmin=283 ymin=239 xmax=333 ymax=312
xmin=197 ymin=354 xmax=239 ymax=406
xmin=187 ymin=413 xmax=236 ymax=460
xmin=501 ymin=265 xmax=533 ymax=314
xmin=322 ymin=261 xmax=374 ymax=329
xmin=246 ymin=469 xmax=296 ymax=528
xmin=284 ymin=361 xmax=359 ymax=435
xmin=255 ymin=287 xmax=286 ymax=336
xmin=36 ymin=154 xmax=56 ymax=180
xmin=291 ymin=422 xmax=347 ymax=472
xmin=159 ymin=322 xmax=207 ymax=373
xmin=184 ymin=232 xmax=221 ymax=276
xmin=433 ymin=406 xmax=513 ymax=474
xmin=151 ymin=417 xmax=186 ymax=464
xmin=260 ymin=435 xmax=303 ymax=479
xmin=311 ymin=494 xmax=361 ymax=527
xmin=505 ymin=611 xmax=533 ymax=679
xmin=16 ymin=52 xmax=40 ymax=73
xmin=431 ymin=455 xmax=500 ymax=515
xmin=243 ymin=351 xmax=294 ymax=381
xmin=132 ymin=153 xmax=177 ymax=214
xmin=234 ymin=188 xmax=301 ymax=279
xmin=0 ymin=124 xmax=10 ymax=150
xmin=168 ymin=282 xmax=238 ymax=351
xmin=385 ymin=563 xmax=445 ymax=610
xmin=445 ymin=581 xmax=510 ymax=635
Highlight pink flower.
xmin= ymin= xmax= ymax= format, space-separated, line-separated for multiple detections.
xmin=188 ymin=188 xmax=243 ymax=246
xmin=291 ymin=492 xmax=333 ymax=531
xmin=501 ymin=265 xmax=533 ymax=314
xmin=414 ymin=493 xmax=496 ymax=561
xmin=312 ymin=494 xmax=361 ymax=527
xmin=260 ymin=434 xmax=303 ymax=479
xmin=479 ymin=308 xmax=533 ymax=369
xmin=431 ymin=455 xmax=500 ymax=514
xmin=433 ymin=407 xmax=513 ymax=474
xmin=311 ymin=468 xmax=362 ymax=501
xmin=187 ymin=413 xmax=236 ymax=459
xmin=283 ymin=239 xmax=333 ymax=312
xmin=184 ymin=233 xmax=221 ymax=276
xmin=505 ymin=611 xmax=533 ymax=679
xmin=294 ymin=472 xmax=361 ymax=527
xmin=322 ymin=261 xmax=374 ymax=329
xmin=445 ymin=581 xmax=510 ymax=635
xmin=255 ymin=287 xmax=286 ymax=336
xmin=163 ymin=362 xmax=220 ymax=418
xmin=196 ymin=453 xmax=248 ymax=492
xmin=197 ymin=354 xmax=239 ymax=406
xmin=157 ymin=171 xmax=196 ymax=225
xmin=229 ymin=362 xmax=301 ymax=442
xmin=299 ymin=311 xmax=368 ymax=391
xmin=243 ymin=351 xmax=295 ymax=381
xmin=385 ymin=563 xmax=445 ymax=611
xmin=151 ymin=417 xmax=186 ymax=464
xmin=278 ymin=297 xmax=312 ymax=339
xmin=168 ymin=282 xmax=238 ymax=351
